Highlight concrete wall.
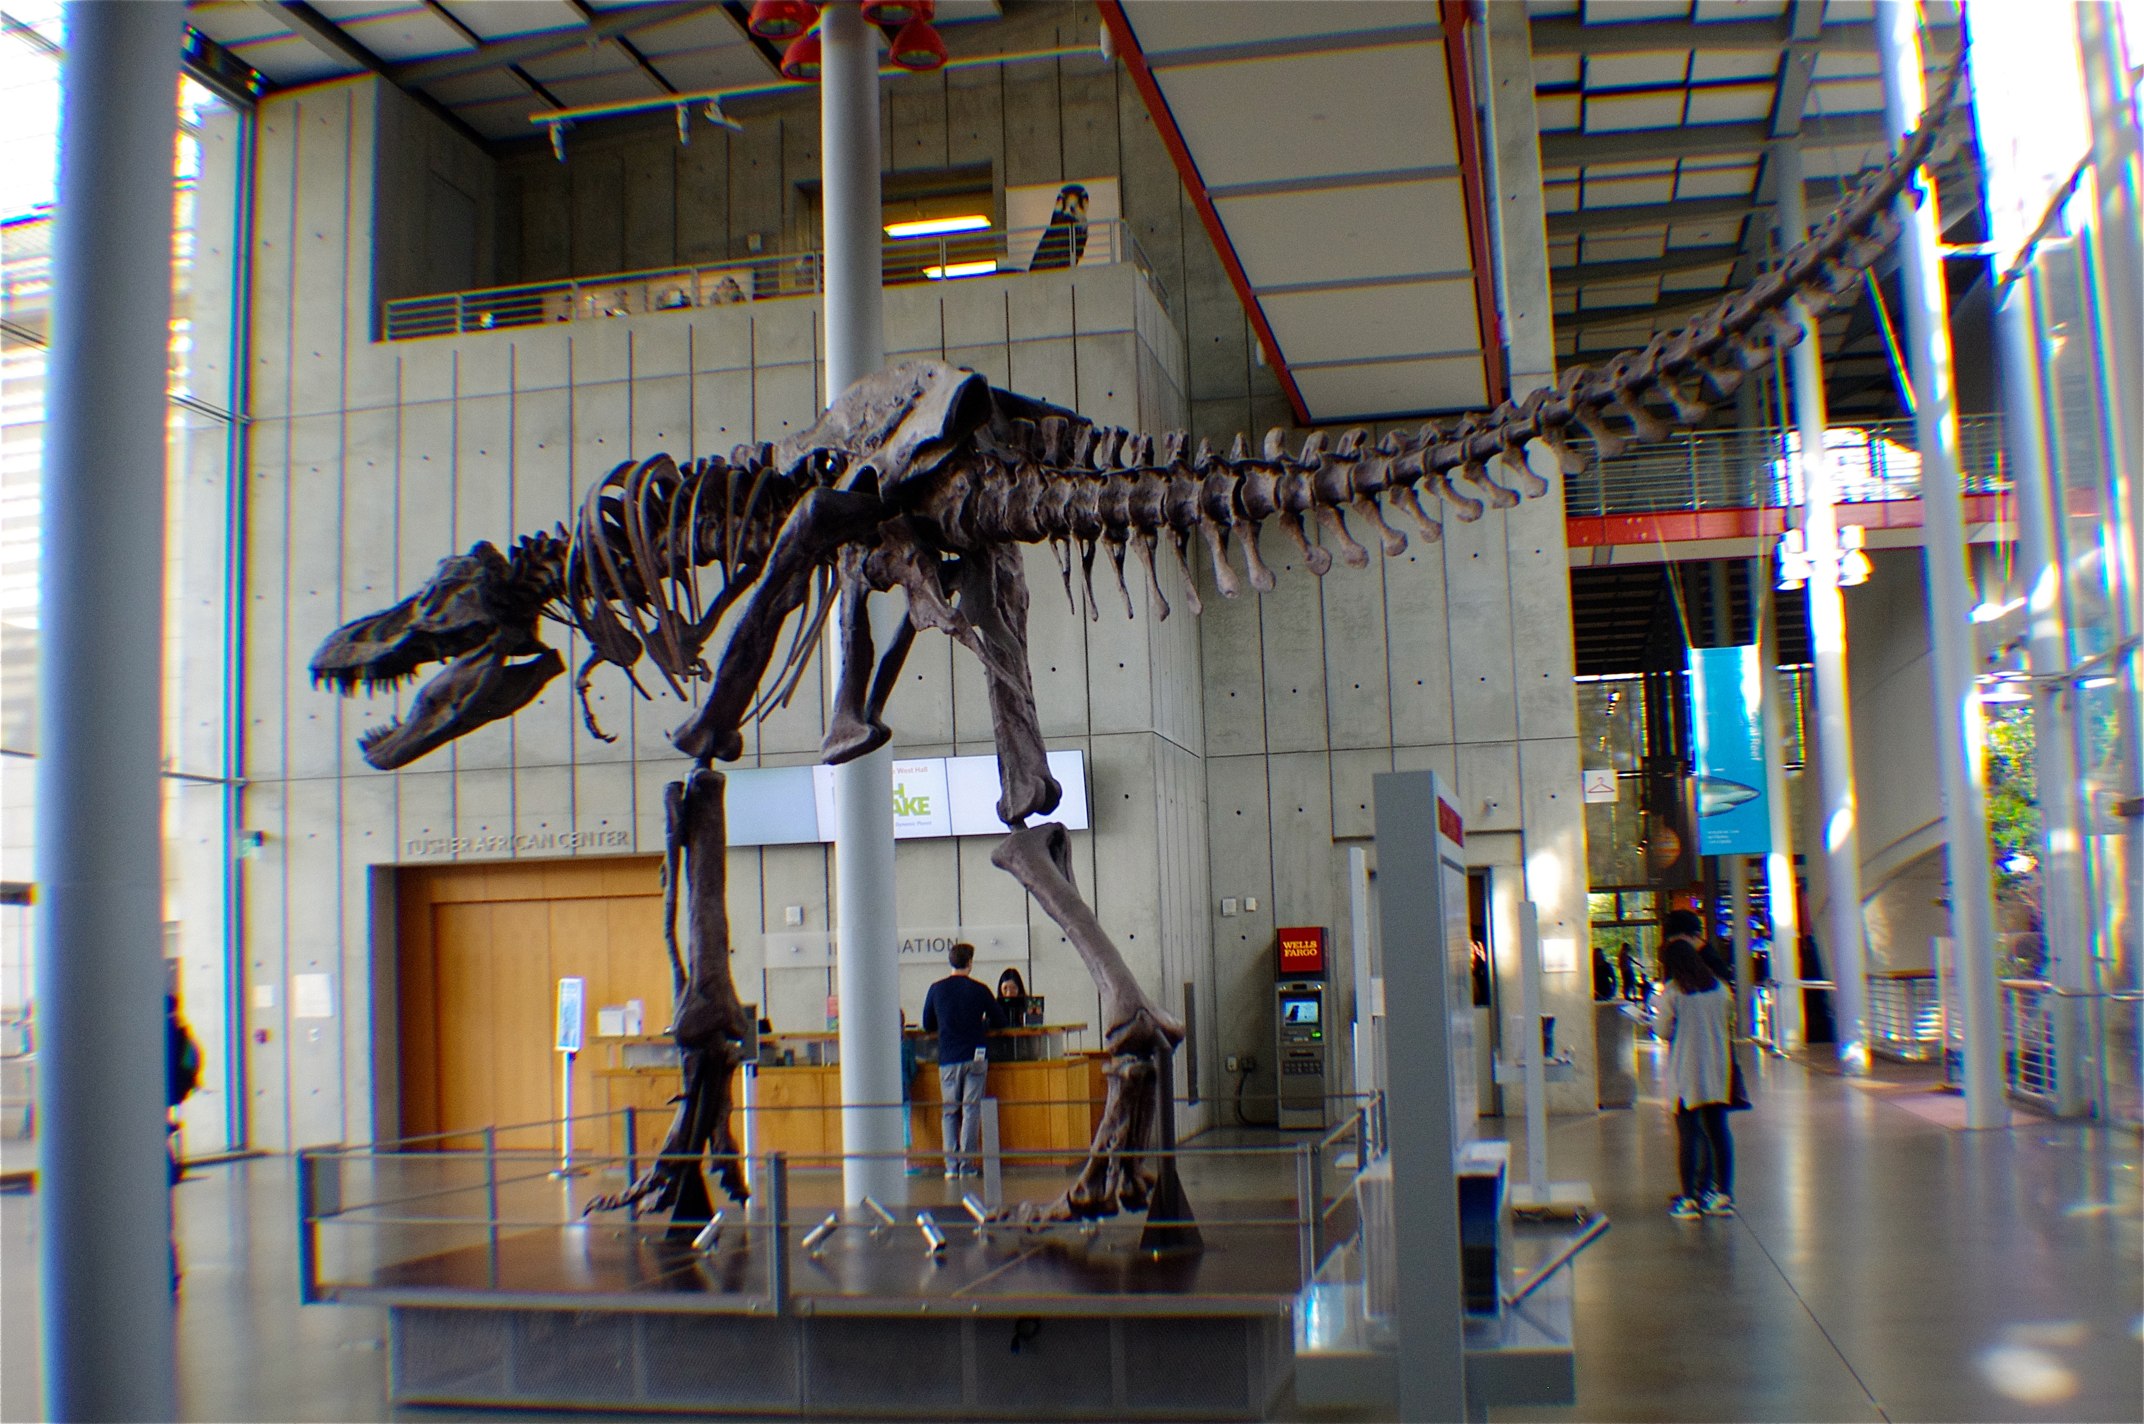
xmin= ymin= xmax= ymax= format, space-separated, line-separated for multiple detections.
xmin=371 ymin=83 xmax=498 ymax=327
xmin=241 ymin=77 xmax=1202 ymax=1150
xmin=1191 ymin=431 xmax=1593 ymax=1116
xmin=240 ymin=1 xmax=1603 ymax=1144
xmin=486 ymin=3 xmax=1297 ymax=446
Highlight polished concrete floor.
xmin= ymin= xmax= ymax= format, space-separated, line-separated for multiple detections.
xmin=2 ymin=1051 xmax=2137 ymax=1422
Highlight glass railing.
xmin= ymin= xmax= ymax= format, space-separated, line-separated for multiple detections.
xmin=1562 ymin=414 xmax=2009 ymax=519
xmin=380 ymin=219 xmax=1153 ymax=342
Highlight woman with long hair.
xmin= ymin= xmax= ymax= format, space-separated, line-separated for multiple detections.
xmin=1658 ymin=934 xmax=1735 ymax=1218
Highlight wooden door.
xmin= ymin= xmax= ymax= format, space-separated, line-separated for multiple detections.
xmin=397 ymin=857 xmax=670 ymax=1154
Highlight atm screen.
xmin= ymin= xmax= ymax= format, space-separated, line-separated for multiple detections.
xmin=1281 ymin=996 xmax=1320 ymax=1026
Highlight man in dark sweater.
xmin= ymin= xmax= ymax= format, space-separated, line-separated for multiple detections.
xmin=922 ymin=942 xmax=1001 ymax=1178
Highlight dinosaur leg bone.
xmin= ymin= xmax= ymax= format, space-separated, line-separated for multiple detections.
xmin=947 ymin=544 xmax=1060 ymax=825
xmin=586 ymin=767 xmax=749 ymax=1223
xmin=990 ymin=823 xmax=1188 ymax=1224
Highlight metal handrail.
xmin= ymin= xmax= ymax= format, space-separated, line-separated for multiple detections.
xmin=1562 ymin=413 xmax=2008 ymax=520
xmin=1504 ymin=1215 xmax=1610 ymax=1307
xmin=380 ymin=219 xmax=1157 ymax=342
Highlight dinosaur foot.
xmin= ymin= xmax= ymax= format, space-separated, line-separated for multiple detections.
xmin=582 ymin=1039 xmax=749 ymax=1231
xmin=1024 ymin=1013 xmax=1199 ymax=1249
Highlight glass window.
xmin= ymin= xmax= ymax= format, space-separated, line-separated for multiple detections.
xmin=0 ymin=17 xmax=249 ymax=1156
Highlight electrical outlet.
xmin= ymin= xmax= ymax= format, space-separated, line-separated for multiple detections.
xmin=1225 ymin=1054 xmax=1239 ymax=1073
xmin=1245 ymin=896 xmax=1258 ymax=912
xmin=1238 ymin=1053 xmax=1257 ymax=1074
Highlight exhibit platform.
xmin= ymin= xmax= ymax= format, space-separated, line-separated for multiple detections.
xmin=344 ymin=1206 xmax=1297 ymax=1418
xmin=297 ymin=1104 xmax=1585 ymax=1420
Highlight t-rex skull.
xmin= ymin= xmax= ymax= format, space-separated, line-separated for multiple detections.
xmin=310 ymin=535 xmax=566 ymax=769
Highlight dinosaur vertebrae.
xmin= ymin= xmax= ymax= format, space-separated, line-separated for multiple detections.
xmin=926 ymin=67 xmax=1955 ymax=620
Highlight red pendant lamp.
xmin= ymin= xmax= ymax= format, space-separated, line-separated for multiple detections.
xmin=779 ymin=25 xmax=824 ymax=81
xmin=748 ymin=0 xmax=816 ymax=39
xmin=887 ymin=16 xmax=947 ymax=71
xmin=860 ymin=0 xmax=932 ymax=25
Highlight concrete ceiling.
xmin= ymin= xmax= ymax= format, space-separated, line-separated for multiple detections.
xmin=184 ymin=1 xmax=1002 ymax=143
xmin=1105 ymin=0 xmax=1499 ymax=426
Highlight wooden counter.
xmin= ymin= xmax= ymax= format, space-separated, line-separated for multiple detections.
xmin=593 ymin=1053 xmax=1105 ymax=1169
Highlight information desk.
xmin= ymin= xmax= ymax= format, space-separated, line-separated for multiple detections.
xmin=592 ymin=1029 xmax=1101 ymax=1167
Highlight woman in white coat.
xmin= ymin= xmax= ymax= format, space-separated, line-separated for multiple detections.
xmin=1658 ymin=936 xmax=1734 ymax=1218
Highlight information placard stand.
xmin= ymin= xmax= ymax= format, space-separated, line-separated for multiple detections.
xmin=1505 ymin=904 xmax=1593 ymax=1222
xmin=553 ymin=977 xmax=587 ymax=1180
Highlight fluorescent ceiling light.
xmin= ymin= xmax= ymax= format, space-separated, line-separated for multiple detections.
xmin=923 ymin=260 xmax=998 ymax=279
xmin=885 ymin=215 xmax=991 ymax=238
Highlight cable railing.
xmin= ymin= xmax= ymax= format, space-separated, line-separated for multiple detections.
xmin=380 ymin=218 xmax=1155 ymax=342
xmin=1561 ymin=413 xmax=2009 ymax=520
xmin=295 ymin=1094 xmax=1387 ymax=1311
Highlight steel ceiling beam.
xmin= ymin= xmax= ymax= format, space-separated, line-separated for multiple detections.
xmin=1527 ymin=16 xmax=1875 ymax=55
xmin=1546 ymin=195 xmax=1757 ymax=239
xmin=1551 ymin=243 xmax=1742 ymax=287
xmin=564 ymin=0 xmax=679 ymax=96
xmin=390 ymin=1 xmax=706 ymax=86
xmin=1541 ymin=110 xmax=1888 ymax=170
xmin=422 ymin=1 xmax=561 ymax=107
xmin=254 ymin=1 xmax=492 ymax=149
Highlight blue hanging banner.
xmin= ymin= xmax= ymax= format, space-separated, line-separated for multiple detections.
xmin=1689 ymin=644 xmax=1772 ymax=856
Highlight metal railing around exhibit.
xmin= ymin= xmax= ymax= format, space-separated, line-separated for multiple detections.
xmin=295 ymin=1093 xmax=1389 ymax=1314
xmin=380 ymin=219 xmax=1155 ymax=342
xmin=1561 ymin=413 xmax=2008 ymax=520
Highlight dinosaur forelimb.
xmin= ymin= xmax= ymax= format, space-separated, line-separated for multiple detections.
xmin=672 ymin=486 xmax=882 ymax=763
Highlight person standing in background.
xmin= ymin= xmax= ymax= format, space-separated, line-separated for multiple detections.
xmin=1658 ymin=937 xmax=1735 ymax=1219
xmin=922 ymin=942 xmax=1001 ymax=1179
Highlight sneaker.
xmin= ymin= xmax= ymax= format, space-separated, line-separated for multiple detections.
xmin=1703 ymin=1192 xmax=1736 ymax=1216
xmin=1668 ymin=1196 xmax=1703 ymax=1220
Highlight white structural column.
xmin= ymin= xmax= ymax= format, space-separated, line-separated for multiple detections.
xmin=35 ymin=4 xmax=184 ymax=1418
xmin=1774 ymin=142 xmax=1870 ymax=1072
xmin=1876 ymin=4 xmax=2004 ymax=1126
xmin=1753 ymin=558 xmax=1804 ymax=1050
xmin=1997 ymin=272 xmax=2095 ymax=1115
xmin=1482 ymin=1 xmax=1594 ymax=1118
xmin=821 ymin=2 xmax=905 ymax=1208
xmin=2075 ymin=0 xmax=2144 ymax=1113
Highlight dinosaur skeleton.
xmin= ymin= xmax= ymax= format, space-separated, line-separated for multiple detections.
xmin=312 ymin=73 xmax=1956 ymax=1234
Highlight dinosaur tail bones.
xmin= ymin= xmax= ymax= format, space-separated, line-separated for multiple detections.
xmin=923 ymin=58 xmax=1962 ymax=619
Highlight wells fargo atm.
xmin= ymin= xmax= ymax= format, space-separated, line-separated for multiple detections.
xmin=1275 ymin=926 xmax=1330 ymax=1130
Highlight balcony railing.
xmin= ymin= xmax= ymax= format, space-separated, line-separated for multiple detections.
xmin=1562 ymin=414 xmax=2008 ymax=520
xmin=381 ymin=219 xmax=1153 ymax=342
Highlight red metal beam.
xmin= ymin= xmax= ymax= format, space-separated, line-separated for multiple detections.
xmin=1564 ymin=493 xmax=2017 ymax=549
xmin=1438 ymin=0 xmax=1504 ymax=409
xmin=1097 ymin=1 xmax=1311 ymax=426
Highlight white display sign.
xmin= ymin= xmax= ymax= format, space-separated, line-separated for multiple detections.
xmin=1582 ymin=768 xmax=1619 ymax=803
xmin=798 ymin=749 xmax=1087 ymax=847
xmin=1540 ymin=938 xmax=1580 ymax=975
xmin=891 ymin=758 xmax=951 ymax=838
xmin=555 ymin=977 xmax=585 ymax=1053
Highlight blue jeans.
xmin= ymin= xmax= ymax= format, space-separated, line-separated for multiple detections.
xmin=938 ymin=1057 xmax=988 ymax=1172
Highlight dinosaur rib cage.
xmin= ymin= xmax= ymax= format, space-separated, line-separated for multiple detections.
xmin=563 ymin=445 xmax=807 ymax=695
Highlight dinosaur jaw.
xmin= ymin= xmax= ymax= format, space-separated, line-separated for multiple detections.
xmin=357 ymin=643 xmax=564 ymax=770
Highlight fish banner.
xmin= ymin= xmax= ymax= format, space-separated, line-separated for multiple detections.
xmin=1689 ymin=644 xmax=1772 ymax=856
